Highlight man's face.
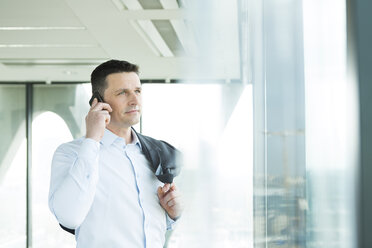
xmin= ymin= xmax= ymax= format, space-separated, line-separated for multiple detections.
xmin=103 ymin=72 xmax=142 ymax=129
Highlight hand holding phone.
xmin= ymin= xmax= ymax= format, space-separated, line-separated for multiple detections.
xmin=89 ymin=91 xmax=104 ymax=106
xmin=85 ymin=92 xmax=112 ymax=141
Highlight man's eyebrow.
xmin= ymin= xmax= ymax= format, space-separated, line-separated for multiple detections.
xmin=114 ymin=87 xmax=142 ymax=93
xmin=114 ymin=88 xmax=126 ymax=93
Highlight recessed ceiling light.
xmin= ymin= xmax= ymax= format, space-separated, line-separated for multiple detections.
xmin=0 ymin=44 xmax=97 ymax=48
xmin=111 ymin=0 xmax=127 ymax=10
xmin=0 ymin=59 xmax=106 ymax=66
xmin=120 ymin=0 xmax=174 ymax=57
xmin=63 ymin=70 xmax=77 ymax=75
xmin=160 ymin=0 xmax=196 ymax=55
xmin=0 ymin=27 xmax=86 ymax=31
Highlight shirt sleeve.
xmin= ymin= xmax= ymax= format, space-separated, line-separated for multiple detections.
xmin=48 ymin=138 xmax=100 ymax=229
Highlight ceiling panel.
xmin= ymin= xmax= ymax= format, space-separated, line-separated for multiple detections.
xmin=138 ymin=0 xmax=163 ymax=9
xmin=0 ymin=30 xmax=98 ymax=44
xmin=0 ymin=0 xmax=240 ymax=82
xmin=152 ymin=20 xmax=185 ymax=56
xmin=0 ymin=47 xmax=108 ymax=59
xmin=0 ymin=0 xmax=83 ymax=27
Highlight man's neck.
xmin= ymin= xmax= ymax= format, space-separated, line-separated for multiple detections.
xmin=107 ymin=125 xmax=133 ymax=144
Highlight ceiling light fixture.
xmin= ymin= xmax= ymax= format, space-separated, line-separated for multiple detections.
xmin=0 ymin=44 xmax=97 ymax=48
xmin=111 ymin=0 xmax=127 ymax=10
xmin=0 ymin=27 xmax=86 ymax=31
xmin=0 ymin=59 xmax=106 ymax=66
xmin=159 ymin=0 xmax=196 ymax=55
xmin=119 ymin=0 xmax=174 ymax=57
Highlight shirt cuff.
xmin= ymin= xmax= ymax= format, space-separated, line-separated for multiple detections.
xmin=166 ymin=214 xmax=179 ymax=230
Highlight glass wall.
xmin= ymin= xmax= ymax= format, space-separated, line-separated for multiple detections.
xmin=0 ymin=80 xmax=253 ymax=247
xmin=31 ymin=84 xmax=92 ymax=247
xmin=0 ymin=85 xmax=26 ymax=248
xmin=0 ymin=83 xmax=95 ymax=247
xmin=31 ymin=111 xmax=75 ymax=248
xmin=247 ymin=0 xmax=357 ymax=247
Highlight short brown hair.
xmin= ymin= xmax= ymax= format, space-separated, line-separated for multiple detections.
xmin=90 ymin=59 xmax=139 ymax=95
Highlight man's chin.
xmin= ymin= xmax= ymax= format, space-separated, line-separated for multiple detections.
xmin=108 ymin=117 xmax=140 ymax=129
xmin=127 ymin=117 xmax=140 ymax=126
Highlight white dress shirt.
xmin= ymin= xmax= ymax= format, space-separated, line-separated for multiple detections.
xmin=48 ymin=129 xmax=174 ymax=248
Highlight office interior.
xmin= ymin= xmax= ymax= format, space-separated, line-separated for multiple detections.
xmin=0 ymin=0 xmax=371 ymax=247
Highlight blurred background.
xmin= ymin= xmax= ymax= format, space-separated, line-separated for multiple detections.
xmin=0 ymin=0 xmax=371 ymax=247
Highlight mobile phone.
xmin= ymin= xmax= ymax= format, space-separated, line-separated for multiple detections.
xmin=89 ymin=91 xmax=104 ymax=106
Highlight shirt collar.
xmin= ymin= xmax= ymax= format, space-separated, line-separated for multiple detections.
xmin=100 ymin=128 xmax=141 ymax=148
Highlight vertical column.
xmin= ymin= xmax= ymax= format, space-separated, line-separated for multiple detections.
xmin=26 ymin=83 xmax=33 ymax=248
xmin=352 ymin=0 xmax=372 ymax=247
xmin=249 ymin=0 xmax=267 ymax=246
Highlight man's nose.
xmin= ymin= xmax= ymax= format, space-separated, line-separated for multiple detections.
xmin=129 ymin=92 xmax=140 ymax=105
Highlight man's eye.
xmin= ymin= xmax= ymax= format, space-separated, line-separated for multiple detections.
xmin=118 ymin=91 xmax=126 ymax=95
xmin=136 ymin=90 xmax=141 ymax=94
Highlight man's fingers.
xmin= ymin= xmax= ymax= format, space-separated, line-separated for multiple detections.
xmin=158 ymin=185 xmax=170 ymax=199
xmin=170 ymin=183 xmax=176 ymax=191
xmin=157 ymin=186 xmax=163 ymax=197
xmin=158 ymin=183 xmax=177 ymax=197
xmin=105 ymin=103 xmax=113 ymax=112
xmin=158 ymin=185 xmax=170 ymax=196
xmin=91 ymin=102 xmax=113 ymax=112
xmin=166 ymin=197 xmax=181 ymax=208
xmin=158 ymin=190 xmax=180 ymax=208
xmin=161 ymin=183 xmax=172 ymax=193
xmin=99 ymin=111 xmax=111 ymax=123
xmin=163 ymin=190 xmax=180 ymax=203
xmin=158 ymin=183 xmax=179 ymax=202
xmin=104 ymin=114 xmax=111 ymax=125
xmin=90 ymin=98 xmax=98 ymax=108
xmin=157 ymin=182 xmax=184 ymax=220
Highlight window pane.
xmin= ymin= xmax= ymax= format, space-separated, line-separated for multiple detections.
xmin=249 ymin=0 xmax=307 ymax=246
xmin=0 ymin=85 xmax=26 ymax=248
xmin=142 ymin=84 xmax=253 ymax=247
xmin=303 ymin=0 xmax=357 ymax=247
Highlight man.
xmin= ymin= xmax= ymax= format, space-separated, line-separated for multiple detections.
xmin=48 ymin=59 xmax=183 ymax=247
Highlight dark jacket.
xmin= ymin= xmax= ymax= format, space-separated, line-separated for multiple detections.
xmin=134 ymin=128 xmax=181 ymax=184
